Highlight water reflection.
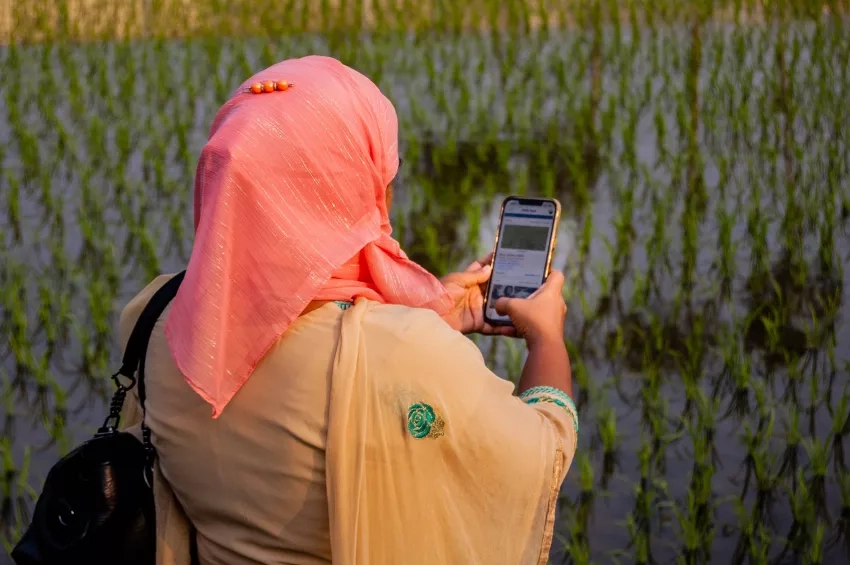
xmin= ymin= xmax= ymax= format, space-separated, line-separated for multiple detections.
xmin=2 ymin=23 xmax=850 ymax=565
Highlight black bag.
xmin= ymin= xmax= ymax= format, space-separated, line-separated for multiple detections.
xmin=12 ymin=272 xmax=186 ymax=565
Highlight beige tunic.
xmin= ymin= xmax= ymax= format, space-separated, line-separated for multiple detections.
xmin=118 ymin=274 xmax=578 ymax=565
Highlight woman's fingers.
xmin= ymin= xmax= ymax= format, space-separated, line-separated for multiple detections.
xmin=538 ymin=270 xmax=565 ymax=297
xmin=442 ymin=263 xmax=492 ymax=290
xmin=496 ymin=325 xmax=518 ymax=337
xmin=465 ymin=251 xmax=495 ymax=272
xmin=479 ymin=321 xmax=518 ymax=337
xmin=458 ymin=264 xmax=492 ymax=286
xmin=525 ymin=286 xmax=545 ymax=300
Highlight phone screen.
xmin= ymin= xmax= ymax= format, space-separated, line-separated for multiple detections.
xmin=485 ymin=198 xmax=558 ymax=324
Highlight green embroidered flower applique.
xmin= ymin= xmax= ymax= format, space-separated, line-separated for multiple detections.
xmin=407 ymin=403 xmax=445 ymax=439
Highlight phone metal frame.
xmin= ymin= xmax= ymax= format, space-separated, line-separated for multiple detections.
xmin=483 ymin=196 xmax=562 ymax=327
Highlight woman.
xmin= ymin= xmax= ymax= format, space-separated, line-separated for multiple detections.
xmin=118 ymin=55 xmax=578 ymax=565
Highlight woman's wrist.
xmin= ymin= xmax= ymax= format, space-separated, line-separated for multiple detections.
xmin=525 ymin=332 xmax=566 ymax=352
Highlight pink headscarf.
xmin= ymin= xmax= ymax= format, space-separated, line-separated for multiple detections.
xmin=164 ymin=55 xmax=453 ymax=418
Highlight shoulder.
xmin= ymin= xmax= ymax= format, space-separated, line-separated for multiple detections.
xmin=356 ymin=300 xmax=495 ymax=381
xmin=118 ymin=274 xmax=181 ymax=350
xmin=360 ymin=302 xmax=446 ymax=333
xmin=360 ymin=302 xmax=477 ymax=352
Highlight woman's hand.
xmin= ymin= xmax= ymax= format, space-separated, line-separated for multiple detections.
xmin=497 ymin=271 xmax=572 ymax=397
xmin=440 ymin=253 xmax=516 ymax=336
xmin=494 ymin=270 xmax=567 ymax=348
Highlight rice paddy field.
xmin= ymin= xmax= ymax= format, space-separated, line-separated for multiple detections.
xmin=2 ymin=0 xmax=850 ymax=563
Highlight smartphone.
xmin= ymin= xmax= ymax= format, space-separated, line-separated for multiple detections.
xmin=483 ymin=196 xmax=561 ymax=326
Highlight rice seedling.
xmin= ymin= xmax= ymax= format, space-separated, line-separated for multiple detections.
xmin=723 ymin=346 xmax=753 ymax=420
xmin=779 ymin=402 xmax=803 ymax=483
xmin=827 ymin=470 xmax=850 ymax=559
xmin=670 ymin=482 xmax=717 ymax=565
xmin=596 ymin=405 xmax=619 ymax=487
xmin=803 ymin=435 xmax=832 ymax=522
xmin=573 ymin=450 xmax=596 ymax=538
xmin=2 ymin=0 xmax=849 ymax=561
xmin=728 ymin=496 xmax=775 ymax=565
xmin=829 ymin=387 xmax=850 ymax=474
xmin=776 ymin=470 xmax=820 ymax=563
xmin=805 ymin=521 xmax=827 ymax=565
xmin=691 ymin=388 xmax=721 ymax=468
xmin=570 ymin=357 xmax=591 ymax=411
xmin=0 ymin=440 xmax=34 ymax=554
xmin=556 ymin=528 xmax=592 ymax=565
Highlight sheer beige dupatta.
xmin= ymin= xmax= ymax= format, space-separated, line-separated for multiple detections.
xmin=116 ymin=279 xmax=577 ymax=565
xmin=327 ymin=299 xmax=577 ymax=565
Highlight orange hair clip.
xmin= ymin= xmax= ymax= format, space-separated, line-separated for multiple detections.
xmin=247 ymin=80 xmax=295 ymax=94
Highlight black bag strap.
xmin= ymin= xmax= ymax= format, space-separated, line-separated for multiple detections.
xmin=118 ymin=271 xmax=186 ymax=385
xmin=97 ymin=271 xmax=186 ymax=439
xmin=95 ymin=270 xmax=199 ymax=562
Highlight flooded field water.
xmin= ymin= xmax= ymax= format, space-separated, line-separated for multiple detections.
xmin=1 ymin=4 xmax=849 ymax=563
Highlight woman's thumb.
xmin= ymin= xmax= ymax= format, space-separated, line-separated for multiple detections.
xmin=542 ymin=270 xmax=565 ymax=292
xmin=494 ymin=297 xmax=514 ymax=316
